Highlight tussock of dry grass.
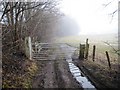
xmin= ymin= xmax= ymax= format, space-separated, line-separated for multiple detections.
xmin=79 ymin=60 xmax=119 ymax=88
xmin=2 ymin=54 xmax=38 ymax=88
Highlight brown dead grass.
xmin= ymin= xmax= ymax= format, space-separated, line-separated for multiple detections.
xmin=76 ymin=59 xmax=119 ymax=88
xmin=2 ymin=53 xmax=38 ymax=88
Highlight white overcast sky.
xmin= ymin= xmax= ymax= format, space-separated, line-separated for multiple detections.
xmin=60 ymin=0 xmax=118 ymax=35
xmin=0 ymin=0 xmax=118 ymax=35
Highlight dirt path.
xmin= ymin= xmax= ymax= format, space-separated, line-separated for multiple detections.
xmin=32 ymin=43 xmax=83 ymax=89
xmin=44 ymin=61 xmax=58 ymax=88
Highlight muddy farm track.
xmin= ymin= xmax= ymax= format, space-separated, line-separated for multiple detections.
xmin=32 ymin=43 xmax=83 ymax=88
xmin=32 ymin=43 xmax=113 ymax=89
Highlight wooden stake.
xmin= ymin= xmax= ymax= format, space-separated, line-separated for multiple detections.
xmin=105 ymin=51 xmax=111 ymax=69
xmin=79 ymin=44 xmax=85 ymax=60
xmin=85 ymin=38 xmax=89 ymax=59
xmin=92 ymin=45 xmax=96 ymax=62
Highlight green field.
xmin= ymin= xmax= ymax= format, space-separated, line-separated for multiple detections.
xmin=54 ymin=33 xmax=118 ymax=65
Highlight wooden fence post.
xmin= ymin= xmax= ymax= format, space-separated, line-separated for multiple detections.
xmin=105 ymin=51 xmax=111 ymax=69
xmin=25 ymin=37 xmax=32 ymax=60
xmin=85 ymin=38 xmax=89 ymax=59
xmin=92 ymin=45 xmax=96 ymax=62
xmin=79 ymin=44 xmax=85 ymax=60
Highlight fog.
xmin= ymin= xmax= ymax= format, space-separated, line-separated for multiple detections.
xmin=60 ymin=0 xmax=118 ymax=35
xmin=55 ymin=16 xmax=80 ymax=37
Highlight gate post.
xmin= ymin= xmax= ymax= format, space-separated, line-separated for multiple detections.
xmin=79 ymin=44 xmax=85 ymax=60
xmin=85 ymin=38 xmax=89 ymax=59
xmin=25 ymin=37 xmax=32 ymax=60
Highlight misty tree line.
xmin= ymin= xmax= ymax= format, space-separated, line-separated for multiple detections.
xmin=0 ymin=0 xmax=62 ymax=55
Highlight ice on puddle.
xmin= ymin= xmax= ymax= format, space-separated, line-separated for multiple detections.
xmin=76 ymin=77 xmax=95 ymax=88
xmin=73 ymin=72 xmax=81 ymax=77
xmin=67 ymin=59 xmax=96 ymax=89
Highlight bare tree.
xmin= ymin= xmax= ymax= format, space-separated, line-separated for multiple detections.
xmin=1 ymin=0 xmax=61 ymax=53
xmin=102 ymin=0 xmax=118 ymax=22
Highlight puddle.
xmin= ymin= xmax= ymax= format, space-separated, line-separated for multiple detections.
xmin=67 ymin=59 xmax=96 ymax=89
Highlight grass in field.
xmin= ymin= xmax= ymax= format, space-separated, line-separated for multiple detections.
xmin=54 ymin=34 xmax=118 ymax=64
xmin=54 ymin=35 xmax=81 ymax=48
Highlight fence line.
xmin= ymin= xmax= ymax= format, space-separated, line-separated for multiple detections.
xmin=78 ymin=38 xmax=116 ymax=70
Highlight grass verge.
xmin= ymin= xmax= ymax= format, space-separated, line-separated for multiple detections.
xmin=2 ymin=53 xmax=38 ymax=88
